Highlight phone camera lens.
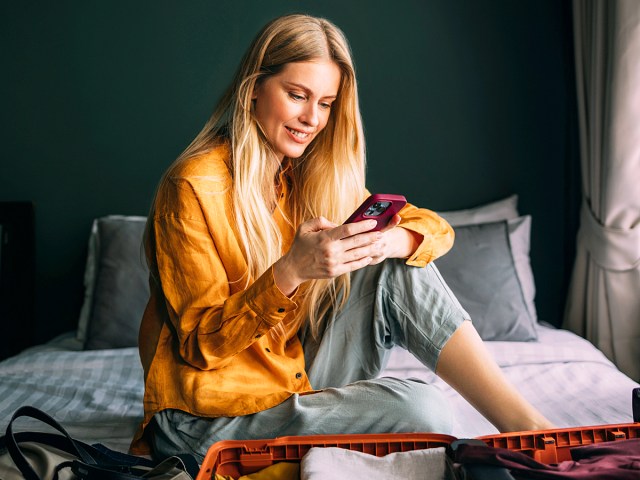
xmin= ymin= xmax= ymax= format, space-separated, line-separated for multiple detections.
xmin=364 ymin=201 xmax=391 ymax=217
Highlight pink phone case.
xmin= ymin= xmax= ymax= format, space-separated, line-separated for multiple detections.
xmin=344 ymin=193 xmax=407 ymax=231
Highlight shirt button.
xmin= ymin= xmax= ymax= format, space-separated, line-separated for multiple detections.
xmin=277 ymin=308 xmax=285 ymax=313
xmin=295 ymin=372 xmax=302 ymax=379
xmin=255 ymin=334 xmax=262 ymax=339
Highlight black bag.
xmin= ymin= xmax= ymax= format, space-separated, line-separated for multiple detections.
xmin=0 ymin=406 xmax=199 ymax=480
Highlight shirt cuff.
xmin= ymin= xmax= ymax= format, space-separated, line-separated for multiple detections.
xmin=399 ymin=223 xmax=434 ymax=267
xmin=245 ymin=268 xmax=299 ymax=327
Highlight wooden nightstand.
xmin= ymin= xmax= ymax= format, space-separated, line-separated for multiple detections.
xmin=0 ymin=201 xmax=36 ymax=360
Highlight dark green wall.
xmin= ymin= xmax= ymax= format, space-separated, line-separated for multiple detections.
xmin=0 ymin=0 xmax=579 ymax=344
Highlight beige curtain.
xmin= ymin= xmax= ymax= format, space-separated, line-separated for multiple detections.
xmin=564 ymin=0 xmax=640 ymax=382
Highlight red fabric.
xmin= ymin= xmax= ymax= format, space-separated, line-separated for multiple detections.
xmin=455 ymin=438 xmax=640 ymax=479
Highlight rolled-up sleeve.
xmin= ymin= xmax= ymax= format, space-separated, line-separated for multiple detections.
xmin=397 ymin=202 xmax=455 ymax=267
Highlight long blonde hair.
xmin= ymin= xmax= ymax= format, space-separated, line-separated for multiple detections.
xmin=171 ymin=14 xmax=366 ymax=338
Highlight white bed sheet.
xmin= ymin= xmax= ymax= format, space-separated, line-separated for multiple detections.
xmin=0 ymin=325 xmax=637 ymax=455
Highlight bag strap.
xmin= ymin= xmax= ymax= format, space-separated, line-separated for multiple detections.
xmin=4 ymin=406 xmax=199 ymax=480
xmin=67 ymin=456 xmax=193 ymax=480
xmin=5 ymin=405 xmax=99 ymax=480
xmin=172 ymin=454 xmax=200 ymax=479
xmin=67 ymin=461 xmax=158 ymax=480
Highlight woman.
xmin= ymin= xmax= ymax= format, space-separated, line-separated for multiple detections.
xmin=131 ymin=13 xmax=553 ymax=460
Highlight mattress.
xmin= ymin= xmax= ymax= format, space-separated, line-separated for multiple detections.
xmin=0 ymin=325 xmax=637 ymax=454
xmin=0 ymin=336 xmax=143 ymax=453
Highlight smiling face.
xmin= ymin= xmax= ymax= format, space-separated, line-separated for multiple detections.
xmin=252 ymin=60 xmax=342 ymax=162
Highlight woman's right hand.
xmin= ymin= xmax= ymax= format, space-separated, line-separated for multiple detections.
xmin=273 ymin=216 xmax=382 ymax=296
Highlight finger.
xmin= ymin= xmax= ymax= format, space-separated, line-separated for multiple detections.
xmin=330 ymin=219 xmax=378 ymax=240
xmin=367 ymin=255 xmax=384 ymax=266
xmin=380 ymin=214 xmax=401 ymax=233
xmin=341 ymin=231 xmax=381 ymax=253
xmin=344 ymin=255 xmax=374 ymax=272
xmin=344 ymin=243 xmax=382 ymax=264
xmin=317 ymin=216 xmax=339 ymax=230
xmin=303 ymin=216 xmax=339 ymax=233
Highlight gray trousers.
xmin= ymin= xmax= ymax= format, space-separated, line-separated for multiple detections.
xmin=151 ymin=259 xmax=468 ymax=461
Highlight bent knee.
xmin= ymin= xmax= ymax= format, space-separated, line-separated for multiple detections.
xmin=377 ymin=377 xmax=453 ymax=434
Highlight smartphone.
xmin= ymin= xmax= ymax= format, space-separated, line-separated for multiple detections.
xmin=344 ymin=193 xmax=407 ymax=231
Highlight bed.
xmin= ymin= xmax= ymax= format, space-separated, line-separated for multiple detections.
xmin=0 ymin=195 xmax=637 ymax=457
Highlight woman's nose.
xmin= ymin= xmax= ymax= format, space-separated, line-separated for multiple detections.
xmin=300 ymin=103 xmax=319 ymax=127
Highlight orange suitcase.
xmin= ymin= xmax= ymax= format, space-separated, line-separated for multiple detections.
xmin=196 ymin=422 xmax=640 ymax=479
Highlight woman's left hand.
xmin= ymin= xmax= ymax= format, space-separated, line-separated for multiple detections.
xmin=367 ymin=214 xmax=421 ymax=265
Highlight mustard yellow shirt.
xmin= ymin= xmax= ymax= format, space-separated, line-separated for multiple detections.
xmin=131 ymin=143 xmax=454 ymax=453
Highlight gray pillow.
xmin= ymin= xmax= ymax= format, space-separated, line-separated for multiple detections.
xmin=438 ymin=195 xmax=538 ymax=323
xmin=79 ymin=216 xmax=149 ymax=350
xmin=507 ymin=216 xmax=537 ymax=321
xmin=439 ymin=195 xmax=519 ymax=226
xmin=435 ymin=220 xmax=537 ymax=341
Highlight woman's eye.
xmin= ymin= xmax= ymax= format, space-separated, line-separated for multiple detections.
xmin=289 ymin=93 xmax=305 ymax=101
xmin=320 ymin=102 xmax=332 ymax=110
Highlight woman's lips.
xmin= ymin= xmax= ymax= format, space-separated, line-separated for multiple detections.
xmin=286 ymin=126 xmax=313 ymax=143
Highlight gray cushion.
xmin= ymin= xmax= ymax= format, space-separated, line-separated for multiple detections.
xmin=435 ymin=220 xmax=537 ymax=341
xmin=507 ymin=216 xmax=537 ymax=321
xmin=80 ymin=216 xmax=149 ymax=350
xmin=439 ymin=195 xmax=519 ymax=226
